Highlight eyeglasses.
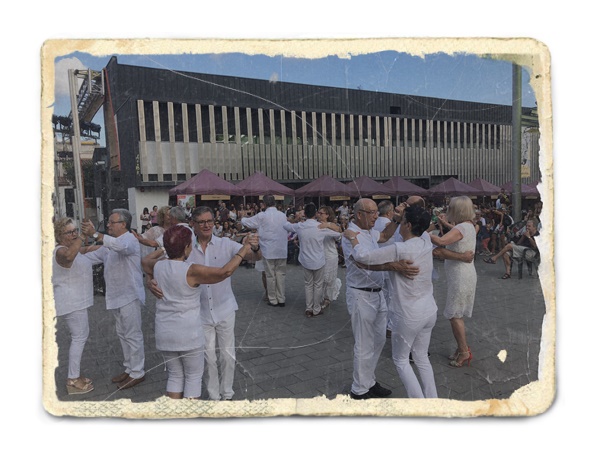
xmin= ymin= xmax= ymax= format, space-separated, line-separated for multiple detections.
xmin=62 ymin=229 xmax=79 ymax=236
xmin=107 ymin=220 xmax=125 ymax=225
xmin=359 ymin=209 xmax=378 ymax=216
xmin=193 ymin=219 xmax=215 ymax=226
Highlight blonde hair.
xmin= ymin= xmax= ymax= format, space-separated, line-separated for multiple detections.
xmin=157 ymin=206 xmax=171 ymax=227
xmin=54 ymin=217 xmax=74 ymax=243
xmin=446 ymin=196 xmax=475 ymax=224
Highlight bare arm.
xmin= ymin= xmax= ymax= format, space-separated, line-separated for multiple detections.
xmin=318 ymin=221 xmax=342 ymax=233
xmin=141 ymin=248 xmax=166 ymax=278
xmin=132 ymin=229 xmax=159 ymax=248
xmin=55 ymin=234 xmax=88 ymax=268
xmin=433 ymin=247 xmax=474 ymax=263
xmin=430 ymin=226 xmax=464 ymax=247
xmin=187 ymin=242 xmax=252 ymax=286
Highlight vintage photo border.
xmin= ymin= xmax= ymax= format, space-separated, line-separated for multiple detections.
xmin=40 ymin=37 xmax=554 ymax=418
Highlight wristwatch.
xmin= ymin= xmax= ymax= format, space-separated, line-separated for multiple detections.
xmin=92 ymin=232 xmax=99 ymax=241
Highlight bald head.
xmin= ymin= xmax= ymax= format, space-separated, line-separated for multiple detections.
xmin=353 ymin=198 xmax=378 ymax=230
xmin=406 ymin=196 xmax=425 ymax=208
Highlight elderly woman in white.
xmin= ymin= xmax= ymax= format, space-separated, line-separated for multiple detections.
xmin=142 ymin=225 xmax=252 ymax=399
xmin=344 ymin=206 xmax=438 ymax=398
xmin=52 ymin=217 xmax=99 ymax=395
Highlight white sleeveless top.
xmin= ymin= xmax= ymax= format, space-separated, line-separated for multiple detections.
xmin=154 ymin=260 xmax=204 ymax=351
xmin=52 ymin=246 xmax=94 ymax=316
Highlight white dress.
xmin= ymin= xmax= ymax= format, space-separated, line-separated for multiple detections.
xmin=443 ymin=222 xmax=477 ymax=319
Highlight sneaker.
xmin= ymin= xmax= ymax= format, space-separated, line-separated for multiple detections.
xmin=368 ymin=382 xmax=392 ymax=398
xmin=350 ymin=390 xmax=374 ymax=400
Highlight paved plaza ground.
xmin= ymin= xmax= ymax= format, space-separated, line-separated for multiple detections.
xmin=49 ymin=253 xmax=547 ymax=412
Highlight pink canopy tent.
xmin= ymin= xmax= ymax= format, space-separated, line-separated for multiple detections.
xmin=169 ymin=169 xmax=244 ymax=196
xmin=500 ymin=181 xmax=539 ymax=198
xmin=345 ymin=176 xmax=394 ymax=197
xmin=427 ymin=177 xmax=481 ymax=197
xmin=468 ymin=178 xmax=502 ymax=196
xmin=383 ymin=176 xmax=428 ymax=196
xmin=235 ymin=171 xmax=295 ymax=197
xmin=295 ymin=175 xmax=354 ymax=198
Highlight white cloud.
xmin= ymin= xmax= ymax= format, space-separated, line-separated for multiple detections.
xmin=54 ymin=56 xmax=85 ymax=97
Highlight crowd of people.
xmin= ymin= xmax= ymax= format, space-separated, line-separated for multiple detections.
xmin=51 ymin=191 xmax=541 ymax=400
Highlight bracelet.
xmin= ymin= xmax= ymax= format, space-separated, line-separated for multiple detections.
xmin=235 ymin=253 xmax=245 ymax=259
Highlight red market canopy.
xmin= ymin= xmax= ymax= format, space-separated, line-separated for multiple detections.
xmin=169 ymin=169 xmax=244 ymax=196
xmin=235 ymin=171 xmax=295 ymax=197
xmin=345 ymin=176 xmax=394 ymax=197
xmin=468 ymin=178 xmax=502 ymax=196
xmin=383 ymin=176 xmax=428 ymax=196
xmin=427 ymin=177 xmax=481 ymax=197
xmin=295 ymin=175 xmax=354 ymax=198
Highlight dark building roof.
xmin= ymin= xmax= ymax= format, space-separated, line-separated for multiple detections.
xmin=105 ymin=56 xmax=528 ymax=126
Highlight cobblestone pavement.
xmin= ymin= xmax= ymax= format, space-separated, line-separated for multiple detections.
xmin=50 ymin=254 xmax=546 ymax=407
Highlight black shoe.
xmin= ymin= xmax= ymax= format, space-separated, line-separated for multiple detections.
xmin=278 ymin=303 xmax=285 ymax=307
xmin=368 ymin=382 xmax=392 ymax=398
xmin=350 ymin=390 xmax=373 ymax=400
xmin=266 ymin=302 xmax=279 ymax=307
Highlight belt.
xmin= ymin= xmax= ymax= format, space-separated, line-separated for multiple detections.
xmin=349 ymin=286 xmax=382 ymax=292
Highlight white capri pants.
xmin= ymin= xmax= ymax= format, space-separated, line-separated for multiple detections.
xmin=391 ymin=312 xmax=438 ymax=398
xmin=62 ymin=308 xmax=90 ymax=379
xmin=162 ymin=348 xmax=205 ymax=398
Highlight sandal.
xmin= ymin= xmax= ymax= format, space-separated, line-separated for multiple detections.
xmin=483 ymin=257 xmax=496 ymax=264
xmin=501 ymin=273 xmax=511 ymax=279
xmin=66 ymin=378 xmax=95 ymax=395
xmin=448 ymin=349 xmax=472 ymax=368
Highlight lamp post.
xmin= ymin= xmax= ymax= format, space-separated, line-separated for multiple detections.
xmin=68 ymin=69 xmax=86 ymax=224
xmin=512 ymin=63 xmax=522 ymax=222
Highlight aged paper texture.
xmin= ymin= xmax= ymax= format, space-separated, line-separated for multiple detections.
xmin=41 ymin=37 xmax=554 ymax=418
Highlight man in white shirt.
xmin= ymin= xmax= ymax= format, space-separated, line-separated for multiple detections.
xmin=336 ymin=201 xmax=350 ymax=219
xmin=241 ymin=194 xmax=288 ymax=307
xmin=284 ymin=203 xmax=342 ymax=317
xmin=342 ymin=198 xmax=402 ymax=400
xmin=82 ymin=209 xmax=146 ymax=390
xmin=188 ymin=206 xmax=261 ymax=400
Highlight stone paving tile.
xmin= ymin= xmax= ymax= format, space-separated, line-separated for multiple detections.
xmin=50 ymin=252 xmax=547 ymax=410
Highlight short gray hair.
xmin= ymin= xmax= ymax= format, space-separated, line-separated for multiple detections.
xmin=169 ymin=206 xmax=187 ymax=223
xmin=112 ymin=209 xmax=132 ymax=230
xmin=191 ymin=206 xmax=214 ymax=220
xmin=377 ymin=200 xmax=394 ymax=216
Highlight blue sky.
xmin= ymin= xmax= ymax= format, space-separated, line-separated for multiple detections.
xmin=52 ymin=50 xmax=536 ymax=126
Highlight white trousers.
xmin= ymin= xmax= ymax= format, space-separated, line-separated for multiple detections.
xmin=112 ymin=299 xmax=145 ymax=379
xmin=62 ymin=308 xmax=90 ymax=379
xmin=347 ymin=287 xmax=388 ymax=395
xmin=263 ymin=258 xmax=287 ymax=305
xmin=322 ymin=257 xmax=338 ymax=302
xmin=162 ymin=348 xmax=204 ymax=398
xmin=304 ymin=266 xmax=325 ymax=314
xmin=203 ymin=312 xmax=236 ymax=400
xmin=391 ymin=312 xmax=438 ymax=398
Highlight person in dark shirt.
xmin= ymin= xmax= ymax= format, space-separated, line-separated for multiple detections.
xmin=483 ymin=220 xmax=539 ymax=279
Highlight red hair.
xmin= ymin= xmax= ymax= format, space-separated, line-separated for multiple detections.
xmin=163 ymin=225 xmax=192 ymax=259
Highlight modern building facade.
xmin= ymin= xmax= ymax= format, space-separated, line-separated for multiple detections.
xmin=100 ymin=56 xmax=540 ymax=218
